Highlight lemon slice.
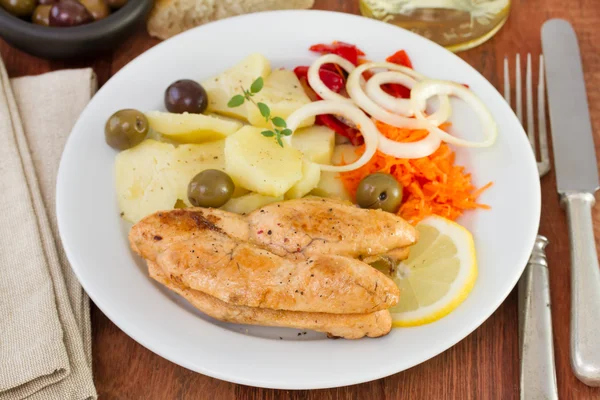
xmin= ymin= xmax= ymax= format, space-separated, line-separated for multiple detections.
xmin=390 ymin=215 xmax=477 ymax=327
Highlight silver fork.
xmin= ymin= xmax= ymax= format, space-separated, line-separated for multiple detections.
xmin=504 ymin=54 xmax=558 ymax=400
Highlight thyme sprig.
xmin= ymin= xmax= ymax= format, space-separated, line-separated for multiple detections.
xmin=227 ymin=77 xmax=292 ymax=147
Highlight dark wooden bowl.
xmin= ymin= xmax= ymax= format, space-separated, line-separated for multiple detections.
xmin=0 ymin=1 xmax=153 ymax=60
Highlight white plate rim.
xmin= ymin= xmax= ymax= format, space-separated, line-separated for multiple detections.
xmin=56 ymin=10 xmax=541 ymax=389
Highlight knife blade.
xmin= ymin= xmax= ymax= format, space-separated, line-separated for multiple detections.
xmin=542 ymin=18 xmax=600 ymax=387
xmin=542 ymin=19 xmax=599 ymax=194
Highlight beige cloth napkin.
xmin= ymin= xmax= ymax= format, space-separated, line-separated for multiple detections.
xmin=0 ymin=56 xmax=97 ymax=400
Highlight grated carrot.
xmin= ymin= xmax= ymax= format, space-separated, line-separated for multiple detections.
xmin=339 ymin=121 xmax=492 ymax=225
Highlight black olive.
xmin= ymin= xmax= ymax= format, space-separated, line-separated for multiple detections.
xmin=49 ymin=0 xmax=93 ymax=27
xmin=165 ymin=79 xmax=208 ymax=114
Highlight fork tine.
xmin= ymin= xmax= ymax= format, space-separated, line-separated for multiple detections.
xmin=526 ymin=54 xmax=536 ymax=152
xmin=516 ymin=54 xmax=523 ymax=124
xmin=506 ymin=53 xmax=550 ymax=177
xmin=503 ymin=57 xmax=510 ymax=103
xmin=538 ymin=55 xmax=550 ymax=176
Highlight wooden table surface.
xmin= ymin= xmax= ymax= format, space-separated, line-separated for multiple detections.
xmin=2 ymin=0 xmax=600 ymax=398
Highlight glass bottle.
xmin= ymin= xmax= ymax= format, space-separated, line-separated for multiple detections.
xmin=359 ymin=0 xmax=511 ymax=52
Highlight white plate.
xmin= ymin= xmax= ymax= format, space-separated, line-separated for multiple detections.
xmin=57 ymin=10 xmax=540 ymax=389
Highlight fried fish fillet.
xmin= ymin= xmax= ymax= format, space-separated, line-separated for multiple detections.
xmin=130 ymin=198 xmax=416 ymax=264
xmin=129 ymin=197 xmax=413 ymax=337
xmin=129 ymin=208 xmax=249 ymax=261
xmin=246 ymin=197 xmax=416 ymax=260
xmin=148 ymin=262 xmax=392 ymax=339
xmin=155 ymin=232 xmax=398 ymax=314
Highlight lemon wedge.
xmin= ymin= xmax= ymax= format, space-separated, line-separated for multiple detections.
xmin=390 ymin=215 xmax=477 ymax=327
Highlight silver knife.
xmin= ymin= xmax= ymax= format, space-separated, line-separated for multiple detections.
xmin=542 ymin=19 xmax=600 ymax=387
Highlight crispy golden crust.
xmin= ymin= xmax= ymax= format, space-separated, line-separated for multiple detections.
xmin=147 ymin=0 xmax=315 ymax=40
xmin=247 ymin=197 xmax=417 ymax=260
xmin=129 ymin=208 xmax=248 ymax=261
xmin=148 ymin=262 xmax=392 ymax=339
xmin=157 ymin=235 xmax=399 ymax=314
xmin=130 ymin=198 xmax=416 ymax=263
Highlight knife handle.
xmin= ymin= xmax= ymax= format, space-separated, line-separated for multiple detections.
xmin=520 ymin=236 xmax=558 ymax=399
xmin=563 ymin=192 xmax=600 ymax=386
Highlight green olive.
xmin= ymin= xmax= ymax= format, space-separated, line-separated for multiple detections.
xmin=104 ymin=109 xmax=149 ymax=150
xmin=188 ymin=169 xmax=234 ymax=208
xmin=0 ymin=0 xmax=36 ymax=17
xmin=79 ymin=0 xmax=109 ymax=20
xmin=32 ymin=4 xmax=51 ymax=25
xmin=355 ymin=173 xmax=403 ymax=213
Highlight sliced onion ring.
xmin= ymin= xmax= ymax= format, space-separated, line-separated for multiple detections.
xmin=365 ymin=71 xmax=416 ymax=116
xmin=366 ymin=71 xmax=452 ymax=125
xmin=377 ymin=125 xmax=442 ymax=159
xmin=307 ymin=54 xmax=356 ymax=102
xmin=347 ymin=62 xmax=432 ymax=129
xmin=411 ymin=80 xmax=498 ymax=147
xmin=347 ymin=62 xmax=443 ymax=159
xmin=285 ymin=100 xmax=378 ymax=172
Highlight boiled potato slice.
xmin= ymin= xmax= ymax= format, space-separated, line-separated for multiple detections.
xmin=247 ymin=69 xmax=314 ymax=128
xmin=309 ymin=144 xmax=360 ymax=201
xmin=285 ymin=161 xmax=321 ymax=199
xmin=292 ymin=125 xmax=335 ymax=164
xmin=167 ymin=141 xmax=226 ymax=206
xmin=331 ymin=144 xmax=361 ymax=165
xmin=115 ymin=139 xmax=178 ymax=223
xmin=221 ymin=192 xmax=283 ymax=215
xmin=224 ymin=126 xmax=303 ymax=197
xmin=146 ymin=111 xmax=242 ymax=143
xmin=202 ymin=53 xmax=271 ymax=121
xmin=311 ymin=171 xmax=352 ymax=201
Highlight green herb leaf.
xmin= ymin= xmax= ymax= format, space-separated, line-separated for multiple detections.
xmin=228 ymin=95 xmax=245 ymax=108
xmin=257 ymin=102 xmax=270 ymax=121
xmin=272 ymin=117 xmax=287 ymax=128
xmin=281 ymin=129 xmax=293 ymax=136
xmin=276 ymin=136 xmax=284 ymax=147
xmin=250 ymin=77 xmax=264 ymax=93
xmin=261 ymin=130 xmax=275 ymax=137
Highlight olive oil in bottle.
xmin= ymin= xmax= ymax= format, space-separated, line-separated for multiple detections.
xmin=359 ymin=0 xmax=511 ymax=52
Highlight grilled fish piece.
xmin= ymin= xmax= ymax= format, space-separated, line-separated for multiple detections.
xmin=130 ymin=198 xmax=416 ymax=264
xmin=152 ymin=229 xmax=399 ymax=314
xmin=149 ymin=262 xmax=392 ymax=339
xmin=247 ymin=197 xmax=416 ymax=260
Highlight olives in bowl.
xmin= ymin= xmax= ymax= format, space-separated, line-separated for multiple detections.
xmin=0 ymin=0 xmax=127 ymax=27
xmin=0 ymin=0 xmax=151 ymax=59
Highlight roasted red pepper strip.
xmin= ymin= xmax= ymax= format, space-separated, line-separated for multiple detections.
xmin=386 ymin=50 xmax=413 ymax=68
xmin=316 ymin=114 xmax=364 ymax=146
xmin=293 ymin=69 xmax=364 ymax=146
xmin=293 ymin=66 xmax=345 ymax=93
xmin=381 ymin=49 xmax=414 ymax=99
xmin=382 ymin=83 xmax=411 ymax=99
xmin=309 ymin=41 xmax=365 ymax=65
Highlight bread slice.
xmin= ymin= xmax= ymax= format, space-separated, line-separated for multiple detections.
xmin=147 ymin=0 xmax=315 ymax=40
